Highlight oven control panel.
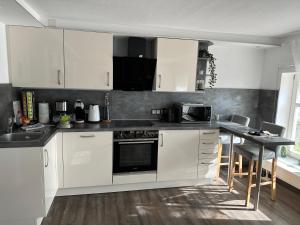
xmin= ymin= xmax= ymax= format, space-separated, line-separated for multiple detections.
xmin=114 ymin=130 xmax=159 ymax=140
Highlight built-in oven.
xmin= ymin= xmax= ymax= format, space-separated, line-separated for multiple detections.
xmin=113 ymin=130 xmax=158 ymax=174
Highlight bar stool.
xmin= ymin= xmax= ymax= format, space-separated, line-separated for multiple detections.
xmin=216 ymin=115 xmax=250 ymax=178
xmin=229 ymin=121 xmax=285 ymax=207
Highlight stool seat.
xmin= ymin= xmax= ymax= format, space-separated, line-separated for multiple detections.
xmin=219 ymin=132 xmax=243 ymax=144
xmin=234 ymin=144 xmax=276 ymax=161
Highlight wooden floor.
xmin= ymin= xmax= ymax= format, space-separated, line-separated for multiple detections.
xmin=42 ymin=174 xmax=300 ymax=225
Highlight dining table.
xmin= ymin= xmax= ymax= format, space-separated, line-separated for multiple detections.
xmin=219 ymin=121 xmax=295 ymax=211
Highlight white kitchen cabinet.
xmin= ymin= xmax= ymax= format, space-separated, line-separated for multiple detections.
xmin=154 ymin=38 xmax=198 ymax=92
xmin=157 ymin=130 xmax=199 ymax=181
xmin=43 ymin=135 xmax=59 ymax=214
xmin=64 ymin=30 xmax=113 ymax=90
xmin=6 ymin=26 xmax=64 ymax=88
xmin=63 ymin=132 xmax=113 ymax=188
xmin=0 ymin=137 xmax=58 ymax=222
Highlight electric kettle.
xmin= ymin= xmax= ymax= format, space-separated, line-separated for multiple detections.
xmin=88 ymin=104 xmax=100 ymax=122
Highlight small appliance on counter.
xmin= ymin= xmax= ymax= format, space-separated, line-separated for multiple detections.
xmin=88 ymin=104 xmax=100 ymax=122
xmin=74 ymin=100 xmax=85 ymax=123
xmin=53 ymin=100 xmax=72 ymax=128
xmin=174 ymin=103 xmax=212 ymax=123
xmin=38 ymin=102 xmax=50 ymax=124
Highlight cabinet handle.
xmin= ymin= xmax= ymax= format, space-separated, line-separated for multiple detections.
xmin=107 ymin=72 xmax=110 ymax=86
xmin=203 ymin=131 xmax=216 ymax=135
xmin=44 ymin=149 xmax=49 ymax=168
xmin=57 ymin=70 xmax=61 ymax=85
xmin=158 ymin=74 xmax=162 ymax=88
xmin=202 ymin=142 xmax=215 ymax=145
xmin=160 ymin=133 xmax=164 ymax=147
xmin=201 ymin=152 xmax=214 ymax=155
xmin=80 ymin=135 xmax=96 ymax=138
xmin=200 ymin=162 xmax=214 ymax=165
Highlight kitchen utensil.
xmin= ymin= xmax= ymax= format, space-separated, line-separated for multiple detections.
xmin=88 ymin=104 xmax=100 ymax=122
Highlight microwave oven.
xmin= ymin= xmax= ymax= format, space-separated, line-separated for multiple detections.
xmin=175 ymin=103 xmax=212 ymax=123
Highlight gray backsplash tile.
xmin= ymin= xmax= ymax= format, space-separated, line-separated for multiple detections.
xmin=12 ymin=88 xmax=270 ymax=128
xmin=0 ymin=84 xmax=13 ymax=132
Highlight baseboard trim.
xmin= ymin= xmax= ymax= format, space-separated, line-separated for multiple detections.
xmin=56 ymin=178 xmax=213 ymax=196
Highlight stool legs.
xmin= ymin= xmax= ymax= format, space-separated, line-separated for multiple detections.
xmin=271 ymin=158 xmax=277 ymax=200
xmin=246 ymin=160 xmax=254 ymax=207
xmin=238 ymin=155 xmax=243 ymax=178
xmin=216 ymin=144 xmax=223 ymax=178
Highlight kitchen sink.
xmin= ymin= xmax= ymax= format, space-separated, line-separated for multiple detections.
xmin=0 ymin=132 xmax=44 ymax=142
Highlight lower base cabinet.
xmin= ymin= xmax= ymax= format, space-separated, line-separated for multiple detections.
xmin=0 ymin=135 xmax=58 ymax=222
xmin=157 ymin=130 xmax=199 ymax=181
xmin=63 ymin=132 xmax=113 ymax=188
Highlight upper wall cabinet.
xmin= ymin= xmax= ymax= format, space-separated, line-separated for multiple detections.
xmin=154 ymin=38 xmax=198 ymax=92
xmin=64 ymin=30 xmax=113 ymax=90
xmin=7 ymin=26 xmax=64 ymax=88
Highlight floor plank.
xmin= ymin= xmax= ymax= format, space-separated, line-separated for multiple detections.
xmin=42 ymin=174 xmax=300 ymax=225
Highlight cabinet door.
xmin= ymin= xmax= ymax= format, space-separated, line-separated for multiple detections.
xmin=154 ymin=38 xmax=198 ymax=92
xmin=7 ymin=26 xmax=64 ymax=88
xmin=157 ymin=130 xmax=199 ymax=181
xmin=43 ymin=136 xmax=58 ymax=215
xmin=63 ymin=132 xmax=113 ymax=188
xmin=64 ymin=30 xmax=113 ymax=90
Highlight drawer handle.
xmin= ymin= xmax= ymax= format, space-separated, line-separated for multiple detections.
xmin=202 ymin=142 xmax=215 ymax=145
xmin=201 ymin=152 xmax=214 ymax=155
xmin=80 ymin=135 xmax=96 ymax=138
xmin=200 ymin=162 xmax=214 ymax=165
xmin=203 ymin=132 xmax=216 ymax=135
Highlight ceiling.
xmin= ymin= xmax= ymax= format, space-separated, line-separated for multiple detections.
xmin=1 ymin=0 xmax=300 ymax=45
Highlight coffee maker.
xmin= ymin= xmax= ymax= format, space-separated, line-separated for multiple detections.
xmin=74 ymin=100 xmax=85 ymax=123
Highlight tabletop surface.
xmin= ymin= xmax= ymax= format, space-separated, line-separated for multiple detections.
xmin=220 ymin=122 xmax=295 ymax=146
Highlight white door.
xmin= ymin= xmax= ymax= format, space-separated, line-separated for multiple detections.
xmin=43 ymin=136 xmax=58 ymax=215
xmin=157 ymin=130 xmax=199 ymax=181
xmin=64 ymin=30 xmax=113 ymax=90
xmin=63 ymin=132 xmax=113 ymax=188
xmin=6 ymin=26 xmax=64 ymax=88
xmin=154 ymin=38 xmax=198 ymax=92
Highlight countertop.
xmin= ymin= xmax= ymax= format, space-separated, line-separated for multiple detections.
xmin=0 ymin=120 xmax=220 ymax=148
xmin=0 ymin=120 xmax=295 ymax=148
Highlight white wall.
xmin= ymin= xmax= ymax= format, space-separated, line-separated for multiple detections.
xmin=0 ymin=23 xmax=9 ymax=84
xmin=261 ymin=45 xmax=294 ymax=90
xmin=208 ymin=45 xmax=264 ymax=89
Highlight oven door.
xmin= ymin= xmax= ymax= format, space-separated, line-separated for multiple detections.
xmin=113 ymin=139 xmax=158 ymax=173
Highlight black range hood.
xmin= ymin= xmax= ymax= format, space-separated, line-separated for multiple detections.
xmin=113 ymin=37 xmax=156 ymax=91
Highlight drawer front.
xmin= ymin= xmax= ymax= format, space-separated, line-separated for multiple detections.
xmin=198 ymin=163 xmax=217 ymax=179
xmin=198 ymin=158 xmax=217 ymax=179
xmin=199 ymin=151 xmax=218 ymax=159
xmin=200 ymin=129 xmax=219 ymax=140
xmin=199 ymin=140 xmax=218 ymax=150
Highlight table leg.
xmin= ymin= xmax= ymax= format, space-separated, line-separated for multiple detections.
xmin=254 ymin=145 xmax=264 ymax=211
xmin=227 ymin=134 xmax=234 ymax=185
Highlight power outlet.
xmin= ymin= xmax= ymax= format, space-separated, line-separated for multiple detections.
xmin=151 ymin=109 xmax=161 ymax=115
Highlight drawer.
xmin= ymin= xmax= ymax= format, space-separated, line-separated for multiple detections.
xmin=199 ymin=151 xmax=217 ymax=159
xmin=199 ymin=140 xmax=218 ymax=150
xmin=199 ymin=157 xmax=217 ymax=165
xmin=200 ymin=129 xmax=219 ymax=140
xmin=198 ymin=162 xmax=217 ymax=179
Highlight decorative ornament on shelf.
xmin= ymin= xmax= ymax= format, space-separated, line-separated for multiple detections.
xmin=198 ymin=49 xmax=217 ymax=88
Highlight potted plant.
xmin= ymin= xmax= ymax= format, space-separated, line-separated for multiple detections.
xmin=198 ymin=49 xmax=217 ymax=88
xmin=280 ymin=146 xmax=288 ymax=158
